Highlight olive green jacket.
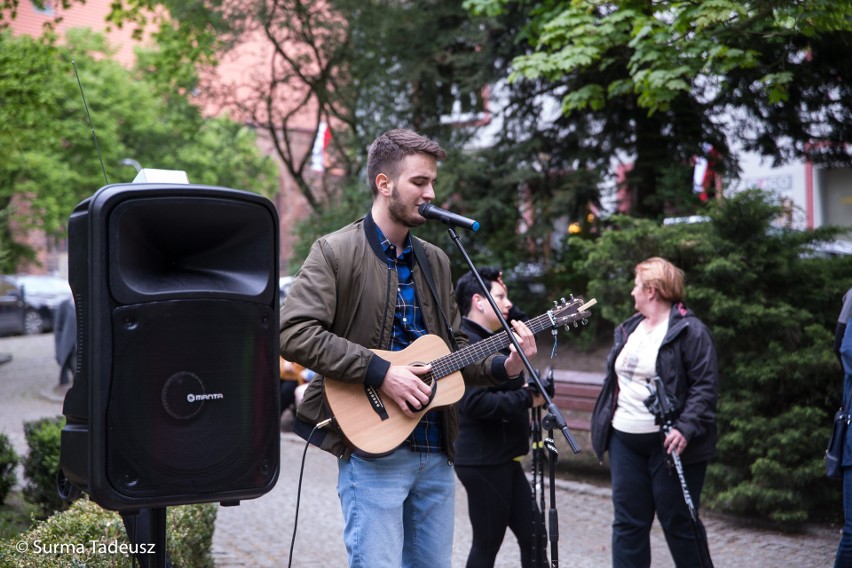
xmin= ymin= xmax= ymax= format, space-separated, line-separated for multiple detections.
xmin=280 ymin=212 xmax=507 ymax=460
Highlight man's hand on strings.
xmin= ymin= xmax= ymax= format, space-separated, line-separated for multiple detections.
xmin=380 ymin=364 xmax=433 ymax=418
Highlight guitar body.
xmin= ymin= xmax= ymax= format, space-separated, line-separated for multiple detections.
xmin=321 ymin=296 xmax=595 ymax=457
xmin=323 ymin=334 xmax=465 ymax=457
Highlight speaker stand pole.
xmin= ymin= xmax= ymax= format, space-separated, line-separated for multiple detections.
xmin=150 ymin=507 xmax=168 ymax=568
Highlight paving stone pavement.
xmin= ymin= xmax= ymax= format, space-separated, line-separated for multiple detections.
xmin=0 ymin=334 xmax=841 ymax=567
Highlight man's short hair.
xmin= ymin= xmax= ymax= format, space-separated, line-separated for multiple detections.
xmin=367 ymin=129 xmax=447 ymax=197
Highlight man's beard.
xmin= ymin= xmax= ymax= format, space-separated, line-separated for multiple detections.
xmin=388 ymin=187 xmax=426 ymax=228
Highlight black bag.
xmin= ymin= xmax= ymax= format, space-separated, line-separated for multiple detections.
xmin=826 ymin=406 xmax=848 ymax=480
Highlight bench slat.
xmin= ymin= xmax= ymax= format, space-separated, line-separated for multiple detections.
xmin=546 ymin=369 xmax=605 ymax=432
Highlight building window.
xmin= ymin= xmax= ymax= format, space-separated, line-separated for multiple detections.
xmin=32 ymin=1 xmax=54 ymax=16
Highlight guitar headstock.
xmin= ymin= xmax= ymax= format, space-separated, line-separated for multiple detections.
xmin=551 ymin=295 xmax=597 ymax=329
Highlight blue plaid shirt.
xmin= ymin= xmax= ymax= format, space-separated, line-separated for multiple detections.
xmin=377 ymin=227 xmax=443 ymax=453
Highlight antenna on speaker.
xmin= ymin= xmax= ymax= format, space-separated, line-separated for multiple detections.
xmin=72 ymin=60 xmax=109 ymax=186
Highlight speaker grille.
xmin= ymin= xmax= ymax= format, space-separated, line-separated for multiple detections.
xmin=106 ymin=299 xmax=277 ymax=499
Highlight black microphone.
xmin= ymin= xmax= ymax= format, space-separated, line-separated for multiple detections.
xmin=418 ymin=203 xmax=480 ymax=232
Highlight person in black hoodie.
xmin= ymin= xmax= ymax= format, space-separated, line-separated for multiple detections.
xmin=454 ymin=267 xmax=546 ymax=568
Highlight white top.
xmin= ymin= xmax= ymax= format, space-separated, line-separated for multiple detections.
xmin=612 ymin=319 xmax=669 ymax=434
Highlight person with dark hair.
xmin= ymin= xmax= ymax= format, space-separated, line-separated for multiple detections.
xmin=590 ymin=256 xmax=718 ymax=568
xmin=454 ymin=267 xmax=546 ymax=568
xmin=280 ymin=129 xmax=538 ymax=567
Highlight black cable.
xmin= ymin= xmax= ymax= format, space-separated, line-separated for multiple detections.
xmin=288 ymin=424 xmax=321 ymax=568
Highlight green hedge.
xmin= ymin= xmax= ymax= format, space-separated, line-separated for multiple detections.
xmin=0 ymin=432 xmax=18 ymax=505
xmin=0 ymin=498 xmax=217 ymax=567
xmin=21 ymin=417 xmax=65 ymax=518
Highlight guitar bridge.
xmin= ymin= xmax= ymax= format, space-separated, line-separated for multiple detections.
xmin=364 ymin=385 xmax=390 ymax=421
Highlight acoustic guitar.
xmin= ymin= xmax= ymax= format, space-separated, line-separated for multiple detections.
xmin=323 ymin=296 xmax=596 ymax=456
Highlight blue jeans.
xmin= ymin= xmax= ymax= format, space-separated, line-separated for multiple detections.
xmin=609 ymin=429 xmax=708 ymax=568
xmin=836 ymin=466 xmax=852 ymax=567
xmin=337 ymin=448 xmax=455 ymax=567
xmin=836 ymin=322 xmax=852 ymax=568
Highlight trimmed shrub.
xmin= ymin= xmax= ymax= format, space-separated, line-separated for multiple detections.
xmin=0 ymin=432 xmax=19 ymax=504
xmin=0 ymin=497 xmax=217 ymax=567
xmin=21 ymin=417 xmax=65 ymax=518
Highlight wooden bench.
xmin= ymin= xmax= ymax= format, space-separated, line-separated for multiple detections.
xmin=546 ymin=368 xmax=604 ymax=433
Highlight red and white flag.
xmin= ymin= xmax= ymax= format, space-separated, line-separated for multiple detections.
xmin=310 ymin=121 xmax=331 ymax=172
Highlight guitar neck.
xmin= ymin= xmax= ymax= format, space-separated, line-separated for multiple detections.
xmin=430 ymin=312 xmax=554 ymax=379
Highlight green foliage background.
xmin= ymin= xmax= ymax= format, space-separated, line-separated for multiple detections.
xmin=0 ymin=29 xmax=279 ymax=272
xmin=0 ymin=432 xmax=18 ymax=505
xmin=21 ymin=417 xmax=66 ymax=518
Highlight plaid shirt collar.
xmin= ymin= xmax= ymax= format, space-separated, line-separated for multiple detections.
xmin=377 ymin=229 xmax=413 ymax=267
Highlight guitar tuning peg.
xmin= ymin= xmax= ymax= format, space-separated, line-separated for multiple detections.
xmin=553 ymin=300 xmax=559 ymax=308
xmin=569 ymin=294 xmax=575 ymax=301
xmin=581 ymin=318 xmax=589 ymax=326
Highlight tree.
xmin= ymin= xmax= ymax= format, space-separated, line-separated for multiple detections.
xmin=465 ymin=0 xmax=852 ymax=218
xmin=0 ymin=29 xmax=278 ymax=271
xmin=195 ymin=0 xmax=499 ymax=215
xmin=94 ymin=0 xmax=532 ymax=274
xmin=573 ymin=189 xmax=852 ymax=522
xmin=8 ymin=1 xmax=539 ymax=273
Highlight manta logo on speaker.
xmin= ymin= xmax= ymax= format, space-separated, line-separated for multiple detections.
xmin=161 ymin=371 xmax=222 ymax=420
xmin=187 ymin=392 xmax=224 ymax=403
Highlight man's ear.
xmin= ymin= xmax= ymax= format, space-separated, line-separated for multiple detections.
xmin=375 ymin=173 xmax=393 ymax=197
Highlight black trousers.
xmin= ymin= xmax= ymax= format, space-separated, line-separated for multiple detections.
xmin=609 ymin=429 xmax=708 ymax=568
xmin=456 ymin=461 xmax=546 ymax=568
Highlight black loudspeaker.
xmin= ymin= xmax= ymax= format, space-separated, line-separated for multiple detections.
xmin=60 ymin=183 xmax=280 ymax=511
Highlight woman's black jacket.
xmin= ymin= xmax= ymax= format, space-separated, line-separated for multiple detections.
xmin=590 ymin=303 xmax=718 ymax=465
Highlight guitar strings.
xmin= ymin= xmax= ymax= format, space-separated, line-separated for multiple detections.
xmin=428 ymin=307 xmax=571 ymax=378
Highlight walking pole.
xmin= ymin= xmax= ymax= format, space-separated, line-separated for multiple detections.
xmin=646 ymin=377 xmax=714 ymax=568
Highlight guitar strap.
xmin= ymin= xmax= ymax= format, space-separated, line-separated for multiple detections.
xmin=411 ymin=237 xmax=459 ymax=352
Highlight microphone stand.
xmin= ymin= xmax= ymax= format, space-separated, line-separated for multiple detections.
xmin=445 ymin=226 xmax=582 ymax=454
xmin=530 ymin=404 xmax=546 ymax=567
xmin=541 ymin=413 xmax=560 ymax=567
